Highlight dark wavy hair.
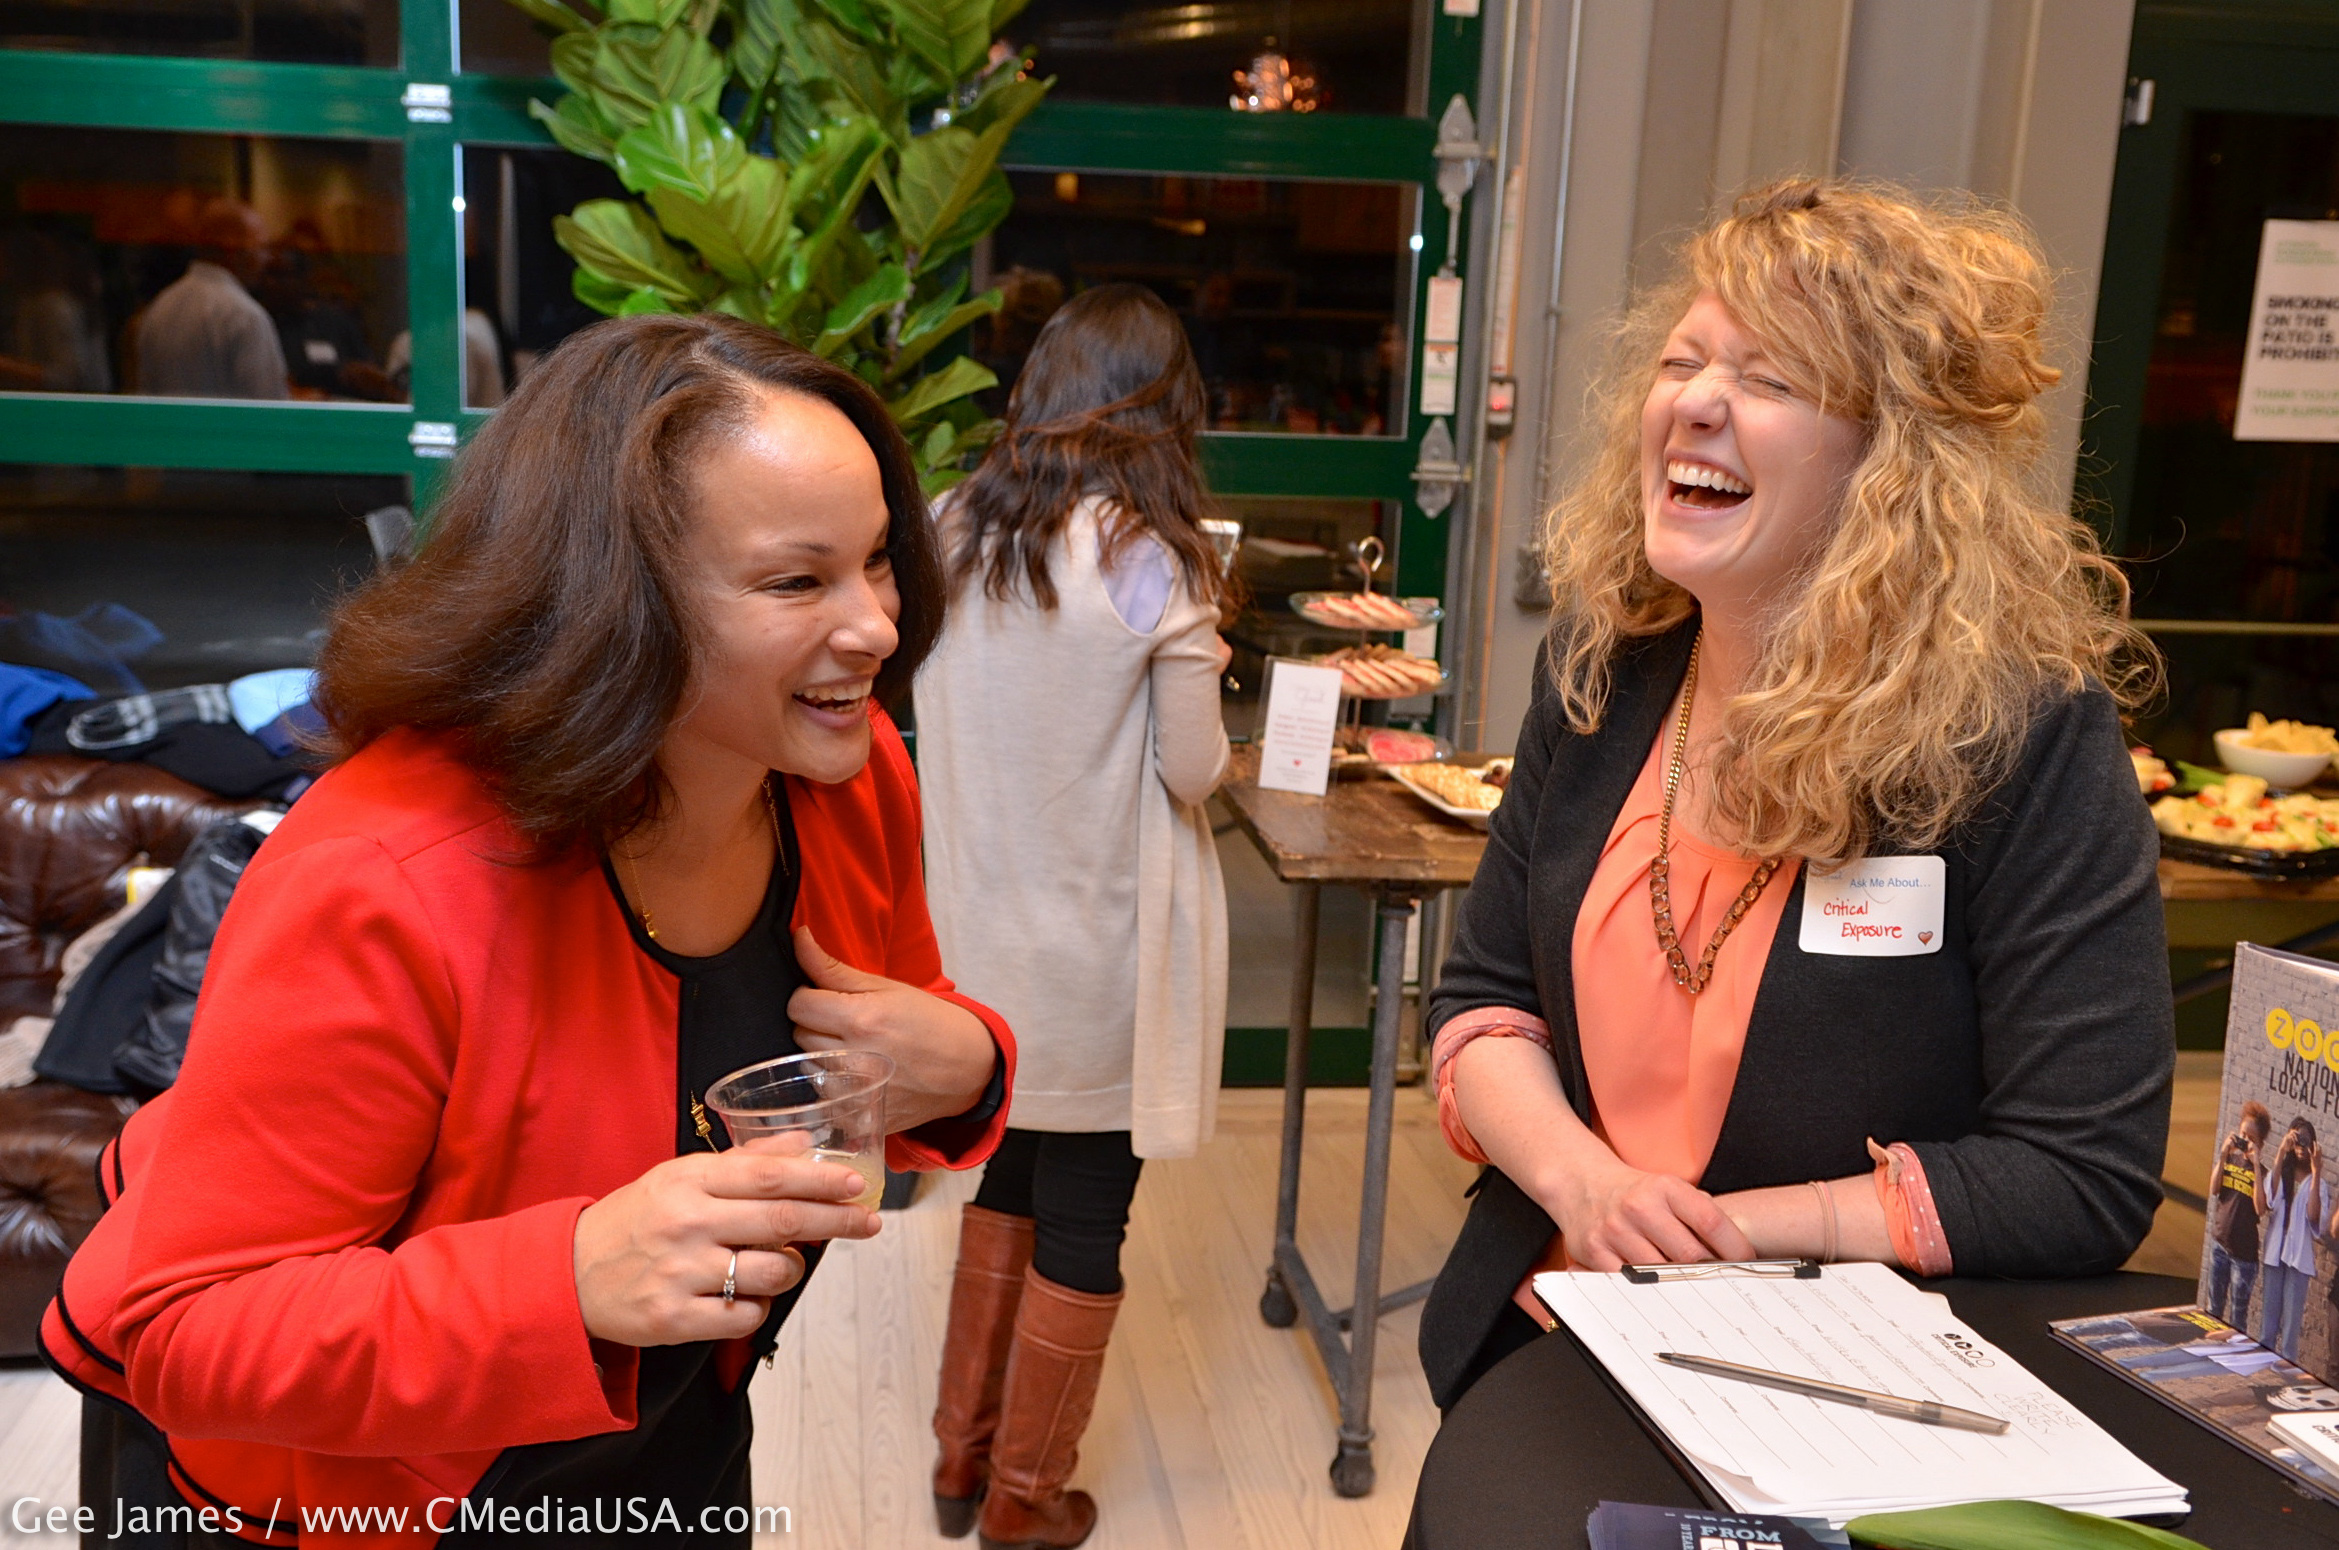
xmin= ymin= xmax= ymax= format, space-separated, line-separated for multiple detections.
xmin=946 ymin=282 xmax=1225 ymax=610
xmin=312 ymin=312 xmax=944 ymax=857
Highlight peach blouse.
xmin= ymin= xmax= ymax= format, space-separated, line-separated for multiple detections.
xmin=1432 ymin=721 xmax=1954 ymax=1321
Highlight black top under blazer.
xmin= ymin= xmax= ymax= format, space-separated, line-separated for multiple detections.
xmin=1418 ymin=622 xmax=2176 ymax=1408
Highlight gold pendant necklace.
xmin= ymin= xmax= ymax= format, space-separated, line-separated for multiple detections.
xmin=617 ymin=774 xmax=789 ymax=945
xmin=1650 ymin=634 xmax=1782 ymax=995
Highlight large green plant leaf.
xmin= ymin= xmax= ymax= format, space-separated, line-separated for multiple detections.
xmin=889 ymin=287 xmax=1000 ymax=377
xmin=987 ymin=0 xmax=1028 ymax=29
xmin=887 ymin=0 xmax=992 ymax=83
xmin=557 ymin=199 xmax=718 ymax=308
xmin=809 ymin=0 xmax=889 ymax=44
xmin=530 ymin=94 xmax=619 ymax=163
xmin=881 ymin=118 xmax=1013 ymax=256
xmin=785 ymin=117 xmax=886 ymax=291
xmin=814 ymin=263 xmax=912 ymax=355
xmin=607 ymin=0 xmax=695 ymax=24
xmin=595 ymin=24 xmax=728 ymax=129
xmin=1847 ymin=1503 xmax=2206 ymax=1550
xmin=551 ymin=29 xmax=600 ymax=95
xmin=888 ymin=353 xmax=995 ymax=424
xmin=792 ymin=12 xmax=904 ymax=134
xmin=728 ymin=0 xmax=785 ymax=98
xmin=613 ymin=101 xmax=744 ymax=202
xmin=507 ymin=0 xmax=595 ymax=34
xmin=921 ymin=167 xmax=1009 ymax=267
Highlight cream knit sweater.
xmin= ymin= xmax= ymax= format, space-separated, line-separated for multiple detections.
xmin=913 ymin=499 xmax=1230 ymax=1156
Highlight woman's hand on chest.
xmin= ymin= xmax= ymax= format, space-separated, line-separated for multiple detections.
xmin=788 ymin=925 xmax=996 ymax=1130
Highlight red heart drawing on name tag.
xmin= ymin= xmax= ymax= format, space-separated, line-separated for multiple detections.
xmin=1918 ymin=931 xmax=1933 ymax=945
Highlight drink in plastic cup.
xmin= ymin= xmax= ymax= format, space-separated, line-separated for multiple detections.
xmin=705 ymin=1050 xmax=892 ymax=1210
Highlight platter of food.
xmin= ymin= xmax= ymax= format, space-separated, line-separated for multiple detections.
xmin=1388 ymin=758 xmax=1512 ymax=829
xmin=1313 ymin=644 xmax=1447 ymax=699
xmin=1289 ymin=591 xmax=1443 ymax=631
xmin=2152 ymin=771 xmax=2339 ymax=877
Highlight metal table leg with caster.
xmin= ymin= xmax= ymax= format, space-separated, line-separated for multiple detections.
xmin=1258 ymin=883 xmax=1435 ymax=1498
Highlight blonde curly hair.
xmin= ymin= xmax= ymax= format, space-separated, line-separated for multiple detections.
xmin=1542 ymin=177 xmax=2156 ymax=864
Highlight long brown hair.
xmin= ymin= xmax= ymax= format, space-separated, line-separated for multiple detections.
xmin=313 ymin=312 xmax=944 ymax=857
xmin=947 ymin=283 xmax=1225 ymax=610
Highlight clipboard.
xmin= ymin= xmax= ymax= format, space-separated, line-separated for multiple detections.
xmin=1549 ymin=1261 xmax=1828 ymax=1511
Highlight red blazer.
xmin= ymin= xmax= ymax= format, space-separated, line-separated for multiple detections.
xmin=43 ymin=711 xmax=1013 ymax=1545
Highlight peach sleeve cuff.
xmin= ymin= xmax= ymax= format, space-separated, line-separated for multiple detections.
xmin=1431 ymin=1008 xmax=1554 ymax=1165
xmin=1869 ymin=1138 xmax=1954 ymax=1277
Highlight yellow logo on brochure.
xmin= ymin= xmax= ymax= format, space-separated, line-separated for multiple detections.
xmin=2267 ymin=1005 xmax=2339 ymax=1071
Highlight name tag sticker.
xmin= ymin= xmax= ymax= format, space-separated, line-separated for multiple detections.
xmin=1798 ymin=856 xmax=1945 ymax=957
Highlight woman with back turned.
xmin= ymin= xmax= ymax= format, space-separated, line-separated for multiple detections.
xmin=913 ymin=283 xmax=1234 ymax=1549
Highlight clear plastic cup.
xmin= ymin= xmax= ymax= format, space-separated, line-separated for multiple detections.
xmin=704 ymin=1050 xmax=892 ymax=1210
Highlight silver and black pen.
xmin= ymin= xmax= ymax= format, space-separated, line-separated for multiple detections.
xmin=1656 ymin=1350 xmax=2011 ymax=1435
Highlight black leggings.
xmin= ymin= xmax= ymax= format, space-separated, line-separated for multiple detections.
xmin=971 ymin=1127 xmax=1144 ymax=1296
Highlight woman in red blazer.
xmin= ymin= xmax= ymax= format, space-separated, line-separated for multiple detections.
xmin=43 ymin=313 xmax=1015 ymax=1547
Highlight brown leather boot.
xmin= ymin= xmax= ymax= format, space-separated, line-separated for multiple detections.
xmin=976 ymin=1268 xmax=1123 ymax=1550
xmin=932 ymin=1205 xmax=1037 ymax=1537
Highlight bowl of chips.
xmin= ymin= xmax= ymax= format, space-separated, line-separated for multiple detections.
xmin=2215 ymin=714 xmax=2338 ymax=789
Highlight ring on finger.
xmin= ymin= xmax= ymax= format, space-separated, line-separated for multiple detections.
xmin=722 ymin=1250 xmax=739 ymax=1307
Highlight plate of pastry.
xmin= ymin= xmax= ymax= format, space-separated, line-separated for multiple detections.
xmin=2153 ymin=771 xmax=2339 ymax=877
xmin=1388 ymin=758 xmax=1513 ymax=829
xmin=1290 ymin=592 xmax=1443 ymax=631
xmin=1313 ymin=644 xmax=1447 ymax=699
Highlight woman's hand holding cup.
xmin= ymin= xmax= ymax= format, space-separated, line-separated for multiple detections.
xmin=572 ymin=1133 xmax=877 ymax=1347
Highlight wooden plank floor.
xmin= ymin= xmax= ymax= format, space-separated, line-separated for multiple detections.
xmin=0 ymin=1072 xmax=2223 ymax=1550
xmin=0 ymin=1088 xmax=1476 ymax=1550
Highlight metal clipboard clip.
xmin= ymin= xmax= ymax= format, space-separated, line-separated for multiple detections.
xmin=1619 ymin=1258 xmax=1822 ymax=1284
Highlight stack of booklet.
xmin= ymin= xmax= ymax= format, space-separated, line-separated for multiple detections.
xmin=1533 ymin=1260 xmax=2189 ymax=1525
xmin=2047 ymin=941 xmax=2339 ymax=1506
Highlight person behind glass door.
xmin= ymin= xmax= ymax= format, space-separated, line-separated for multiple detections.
xmin=2258 ymin=1116 xmax=2324 ymax=1361
xmin=1415 ymin=179 xmax=2176 ymax=1414
xmin=913 ymin=284 xmax=1233 ymax=1550
xmin=131 ymin=196 xmax=289 ymax=400
xmin=2208 ymin=1100 xmax=2272 ymax=1328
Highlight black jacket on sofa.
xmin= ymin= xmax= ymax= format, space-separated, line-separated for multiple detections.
xmin=1419 ymin=622 xmax=2176 ymax=1408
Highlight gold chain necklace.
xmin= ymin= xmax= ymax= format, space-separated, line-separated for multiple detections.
xmin=617 ymin=774 xmax=789 ymax=945
xmin=1651 ymin=635 xmax=1782 ymax=995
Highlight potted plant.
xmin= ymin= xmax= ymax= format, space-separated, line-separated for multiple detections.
xmin=505 ymin=0 xmax=1049 ymax=490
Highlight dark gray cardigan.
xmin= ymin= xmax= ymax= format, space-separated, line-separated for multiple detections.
xmin=1418 ymin=623 xmax=2176 ymax=1407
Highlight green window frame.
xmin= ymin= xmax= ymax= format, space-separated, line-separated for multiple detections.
xmin=0 ymin=1 xmax=1485 ymax=595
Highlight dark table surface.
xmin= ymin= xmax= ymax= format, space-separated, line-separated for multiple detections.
xmin=1216 ymin=746 xmax=1487 ymax=888
xmin=1409 ymin=1272 xmax=2339 ymax=1550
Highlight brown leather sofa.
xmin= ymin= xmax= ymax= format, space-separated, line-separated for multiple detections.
xmin=0 ymin=755 xmax=245 ymax=1357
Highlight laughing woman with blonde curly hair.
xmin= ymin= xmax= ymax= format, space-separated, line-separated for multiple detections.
xmin=1417 ymin=179 xmax=2177 ymax=1409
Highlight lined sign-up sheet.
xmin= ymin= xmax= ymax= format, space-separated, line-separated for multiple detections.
xmin=1532 ymin=1263 xmax=2185 ymax=1524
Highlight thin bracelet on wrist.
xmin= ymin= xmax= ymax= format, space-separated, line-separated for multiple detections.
xmin=1807 ymin=1178 xmax=1839 ymax=1264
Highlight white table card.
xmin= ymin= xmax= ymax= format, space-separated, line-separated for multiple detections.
xmin=1256 ymin=658 xmax=1345 ymax=796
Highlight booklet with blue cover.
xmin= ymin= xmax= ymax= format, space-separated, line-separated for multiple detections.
xmin=1584 ymin=1500 xmax=1846 ymax=1549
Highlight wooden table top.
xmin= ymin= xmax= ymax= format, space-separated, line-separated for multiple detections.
xmin=1217 ymin=746 xmax=1487 ymax=890
xmin=2158 ymin=858 xmax=2339 ymax=902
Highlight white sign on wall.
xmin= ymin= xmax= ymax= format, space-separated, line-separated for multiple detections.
xmin=2235 ymin=219 xmax=2339 ymax=442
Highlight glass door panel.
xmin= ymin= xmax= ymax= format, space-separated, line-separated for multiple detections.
xmin=0 ymin=123 xmax=407 ymax=403
xmin=0 ymin=0 xmax=397 ymax=66
xmin=1008 ymin=0 xmax=1421 ymax=115
xmin=979 ymin=170 xmax=1414 ymax=436
xmin=0 ymin=464 xmax=401 ymax=685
